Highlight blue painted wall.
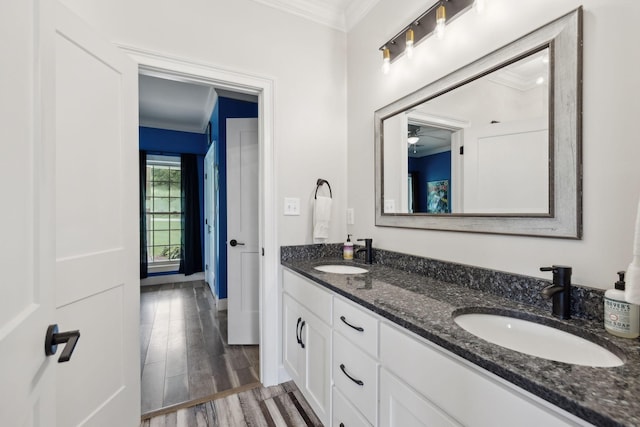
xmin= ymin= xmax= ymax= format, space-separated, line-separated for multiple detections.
xmin=212 ymin=97 xmax=259 ymax=300
xmin=139 ymin=126 xmax=208 ymax=274
xmin=408 ymin=151 xmax=452 ymax=212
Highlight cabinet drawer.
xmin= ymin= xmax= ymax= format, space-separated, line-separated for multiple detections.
xmin=333 ymin=331 xmax=377 ymax=425
xmin=283 ymin=269 xmax=332 ymax=324
xmin=379 ymin=368 xmax=461 ymax=427
xmin=333 ymin=297 xmax=378 ymax=357
xmin=380 ymin=322 xmax=584 ymax=427
xmin=333 ymin=386 xmax=371 ymax=427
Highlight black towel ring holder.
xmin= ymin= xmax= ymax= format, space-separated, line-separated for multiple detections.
xmin=315 ymin=179 xmax=332 ymax=199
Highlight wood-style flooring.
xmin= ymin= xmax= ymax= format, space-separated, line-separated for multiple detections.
xmin=141 ymin=381 xmax=323 ymax=427
xmin=140 ymin=281 xmax=260 ymax=415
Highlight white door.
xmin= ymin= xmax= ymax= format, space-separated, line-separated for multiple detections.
xmin=204 ymin=148 xmax=216 ymax=291
xmin=226 ymin=118 xmax=259 ymax=344
xmin=463 ymin=118 xmax=548 ymax=214
xmin=0 ymin=2 xmax=139 ymax=425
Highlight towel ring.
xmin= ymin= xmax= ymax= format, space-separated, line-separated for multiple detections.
xmin=315 ymin=179 xmax=332 ymax=199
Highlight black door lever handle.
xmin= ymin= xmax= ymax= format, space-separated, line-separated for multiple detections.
xmin=45 ymin=324 xmax=81 ymax=363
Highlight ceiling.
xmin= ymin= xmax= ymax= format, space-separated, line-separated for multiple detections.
xmin=139 ymin=0 xmax=379 ymax=134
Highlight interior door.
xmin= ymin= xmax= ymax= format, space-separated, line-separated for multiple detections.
xmin=2 ymin=2 xmax=139 ymax=425
xmin=204 ymin=148 xmax=216 ymax=292
xmin=54 ymin=4 xmax=139 ymax=425
xmin=227 ymin=118 xmax=259 ymax=344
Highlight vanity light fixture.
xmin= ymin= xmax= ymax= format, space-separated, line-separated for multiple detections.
xmin=405 ymin=28 xmax=415 ymax=59
xmin=382 ymin=47 xmax=391 ymax=74
xmin=435 ymin=3 xmax=446 ymax=39
xmin=379 ymin=0 xmax=475 ymax=73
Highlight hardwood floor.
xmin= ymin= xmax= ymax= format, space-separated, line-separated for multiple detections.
xmin=140 ymin=280 xmax=260 ymax=415
xmin=141 ymin=381 xmax=323 ymax=427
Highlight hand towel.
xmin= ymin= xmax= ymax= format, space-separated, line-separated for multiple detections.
xmin=625 ymin=197 xmax=640 ymax=304
xmin=313 ymin=196 xmax=332 ymax=241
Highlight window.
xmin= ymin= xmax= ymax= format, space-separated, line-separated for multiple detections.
xmin=146 ymin=155 xmax=182 ymax=266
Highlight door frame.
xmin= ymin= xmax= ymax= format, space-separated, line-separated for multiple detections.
xmin=120 ymin=45 xmax=279 ymax=386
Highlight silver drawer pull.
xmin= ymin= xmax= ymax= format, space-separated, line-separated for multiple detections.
xmin=340 ymin=315 xmax=364 ymax=332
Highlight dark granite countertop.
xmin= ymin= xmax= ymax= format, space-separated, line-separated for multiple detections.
xmin=282 ymin=253 xmax=640 ymax=426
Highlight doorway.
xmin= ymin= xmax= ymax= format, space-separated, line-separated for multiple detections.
xmin=129 ymin=46 xmax=279 ymax=414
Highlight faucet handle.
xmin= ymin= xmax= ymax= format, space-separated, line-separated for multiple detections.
xmin=540 ymin=266 xmax=554 ymax=273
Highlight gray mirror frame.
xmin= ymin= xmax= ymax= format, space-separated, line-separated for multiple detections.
xmin=374 ymin=8 xmax=582 ymax=239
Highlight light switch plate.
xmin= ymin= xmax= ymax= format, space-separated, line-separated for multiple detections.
xmin=346 ymin=208 xmax=354 ymax=225
xmin=284 ymin=197 xmax=300 ymax=216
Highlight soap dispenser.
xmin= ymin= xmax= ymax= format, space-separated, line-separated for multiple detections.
xmin=604 ymin=271 xmax=640 ymax=338
xmin=343 ymin=234 xmax=354 ymax=260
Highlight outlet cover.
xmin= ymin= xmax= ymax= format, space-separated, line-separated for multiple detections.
xmin=284 ymin=197 xmax=300 ymax=216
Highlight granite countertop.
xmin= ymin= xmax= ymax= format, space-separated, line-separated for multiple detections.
xmin=282 ymin=256 xmax=640 ymax=426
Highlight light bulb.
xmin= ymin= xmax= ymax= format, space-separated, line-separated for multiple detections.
xmin=473 ymin=0 xmax=485 ymax=14
xmin=382 ymin=47 xmax=391 ymax=74
xmin=435 ymin=4 xmax=446 ymax=39
xmin=405 ymin=28 xmax=415 ymax=59
xmin=408 ymin=136 xmax=419 ymax=144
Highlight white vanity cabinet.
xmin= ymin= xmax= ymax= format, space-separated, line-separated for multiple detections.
xmin=282 ymin=270 xmax=332 ymax=426
xmin=282 ymin=268 xmax=591 ymax=427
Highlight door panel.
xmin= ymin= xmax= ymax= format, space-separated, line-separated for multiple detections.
xmin=227 ymin=118 xmax=259 ymax=344
xmin=53 ymin=3 xmax=139 ymax=425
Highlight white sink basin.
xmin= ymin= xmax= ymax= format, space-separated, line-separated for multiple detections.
xmin=314 ymin=265 xmax=368 ymax=274
xmin=454 ymin=313 xmax=623 ymax=367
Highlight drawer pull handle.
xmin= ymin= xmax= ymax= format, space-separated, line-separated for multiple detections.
xmin=300 ymin=321 xmax=306 ymax=349
xmin=340 ymin=315 xmax=364 ymax=332
xmin=339 ymin=363 xmax=364 ymax=386
xmin=296 ymin=317 xmax=302 ymax=346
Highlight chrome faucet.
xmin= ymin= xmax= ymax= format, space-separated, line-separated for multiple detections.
xmin=540 ymin=265 xmax=572 ymax=319
xmin=355 ymin=238 xmax=374 ymax=264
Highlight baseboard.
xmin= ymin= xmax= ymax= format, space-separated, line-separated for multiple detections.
xmin=215 ymin=295 xmax=228 ymax=311
xmin=140 ymin=272 xmax=205 ymax=286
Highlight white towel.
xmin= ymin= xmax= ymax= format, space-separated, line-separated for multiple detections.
xmin=313 ymin=196 xmax=332 ymax=241
xmin=625 ymin=196 xmax=640 ymax=304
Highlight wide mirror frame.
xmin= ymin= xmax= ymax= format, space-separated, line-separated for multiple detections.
xmin=374 ymin=8 xmax=582 ymax=238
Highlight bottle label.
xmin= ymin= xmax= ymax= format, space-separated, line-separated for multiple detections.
xmin=604 ymin=297 xmax=633 ymax=332
xmin=343 ymin=246 xmax=353 ymax=260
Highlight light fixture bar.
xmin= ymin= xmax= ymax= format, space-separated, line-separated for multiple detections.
xmin=379 ymin=0 xmax=474 ymax=62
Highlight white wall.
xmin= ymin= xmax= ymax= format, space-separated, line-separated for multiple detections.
xmin=347 ymin=0 xmax=640 ymax=289
xmin=60 ymin=0 xmax=349 ymax=247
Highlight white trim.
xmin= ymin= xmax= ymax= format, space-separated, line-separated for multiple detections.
xmin=119 ymin=44 xmax=280 ymax=386
xmin=214 ymin=295 xmax=228 ymax=311
xmin=140 ymin=272 xmax=205 ymax=286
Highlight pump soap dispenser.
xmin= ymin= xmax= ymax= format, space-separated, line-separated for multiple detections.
xmin=343 ymin=234 xmax=354 ymax=260
xmin=604 ymin=271 xmax=640 ymax=338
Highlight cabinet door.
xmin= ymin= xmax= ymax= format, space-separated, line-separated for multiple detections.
xmin=380 ymin=368 xmax=462 ymax=427
xmin=283 ymin=294 xmax=304 ymax=385
xmin=301 ymin=307 xmax=331 ymax=427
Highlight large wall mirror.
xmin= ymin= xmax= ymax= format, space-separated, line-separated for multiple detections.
xmin=374 ymin=8 xmax=582 ymax=238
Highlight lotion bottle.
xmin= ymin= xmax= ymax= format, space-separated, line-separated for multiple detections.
xmin=604 ymin=271 xmax=640 ymax=338
xmin=343 ymin=234 xmax=354 ymax=260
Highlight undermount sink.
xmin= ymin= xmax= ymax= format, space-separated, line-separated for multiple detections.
xmin=314 ymin=265 xmax=369 ymax=274
xmin=454 ymin=312 xmax=623 ymax=367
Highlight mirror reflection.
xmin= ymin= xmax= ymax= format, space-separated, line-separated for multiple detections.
xmin=383 ymin=47 xmax=550 ymax=215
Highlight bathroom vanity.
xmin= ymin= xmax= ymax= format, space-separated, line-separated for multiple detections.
xmin=281 ymin=244 xmax=640 ymax=427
